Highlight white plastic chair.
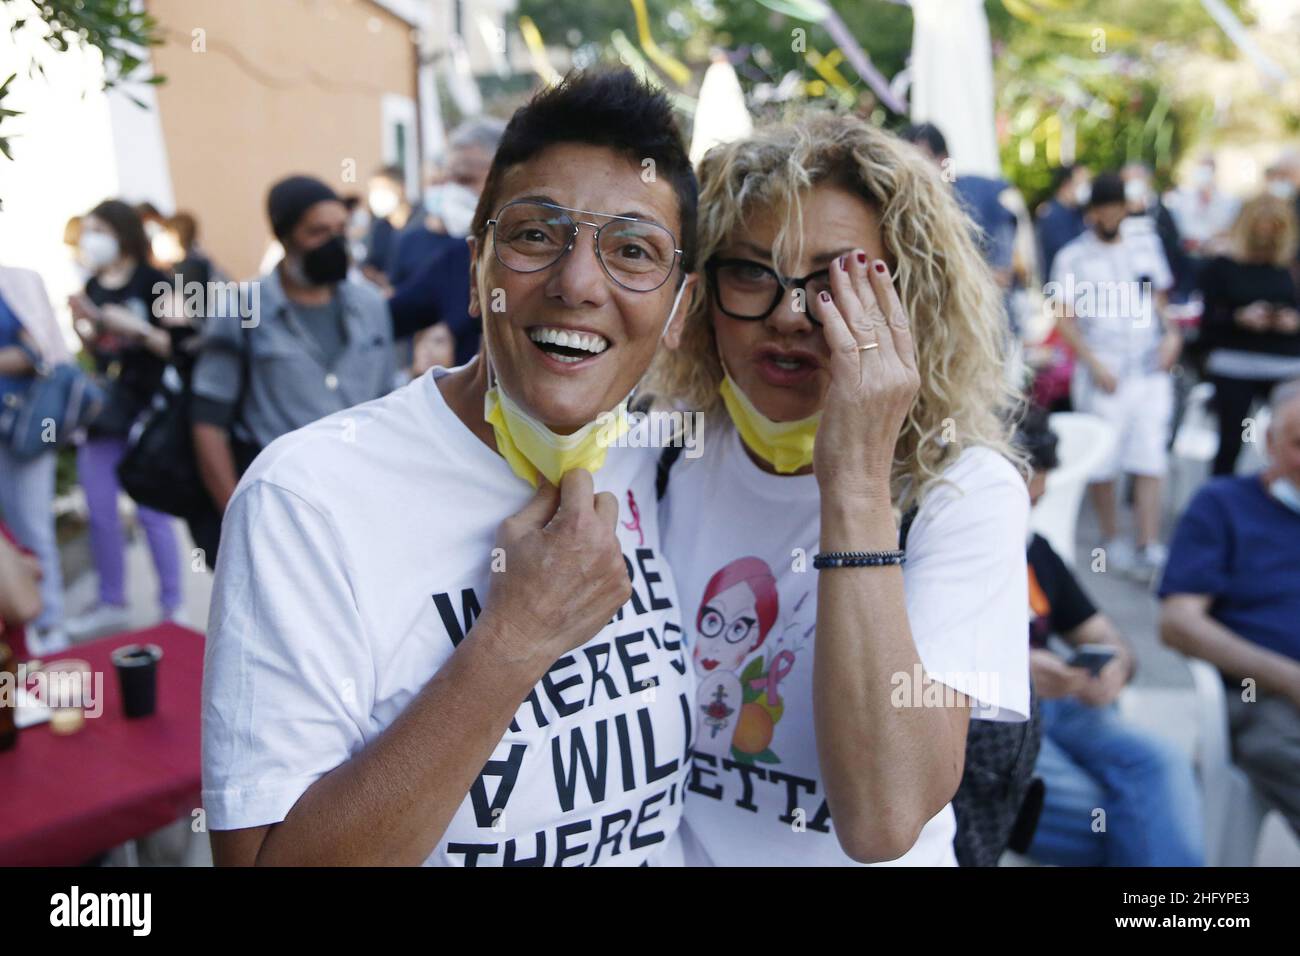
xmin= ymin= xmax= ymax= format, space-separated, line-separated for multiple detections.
xmin=1031 ymin=413 xmax=1117 ymax=562
xmin=1185 ymin=658 xmax=1272 ymax=866
xmin=1109 ymin=658 xmax=1276 ymax=867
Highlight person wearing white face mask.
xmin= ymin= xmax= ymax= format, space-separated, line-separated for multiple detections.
xmin=1035 ymin=164 xmax=1090 ymax=281
xmin=388 ymin=118 xmax=505 ymax=288
xmin=1164 ymin=155 xmax=1240 ymax=261
xmin=201 ymin=70 xmax=702 ymax=867
xmin=1121 ymin=162 xmax=1188 ymax=298
xmin=358 ymin=165 xmax=416 ymax=288
xmin=387 ymin=118 xmax=508 ymax=367
xmin=1161 ymin=379 xmax=1300 ymax=842
xmin=65 ymin=200 xmax=182 ymax=640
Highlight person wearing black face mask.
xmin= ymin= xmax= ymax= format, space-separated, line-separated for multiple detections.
xmin=1050 ymin=172 xmax=1183 ymax=580
xmin=188 ymin=175 xmax=395 ymax=566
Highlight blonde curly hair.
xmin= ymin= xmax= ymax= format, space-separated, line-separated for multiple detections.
xmin=646 ymin=111 xmax=1024 ymax=511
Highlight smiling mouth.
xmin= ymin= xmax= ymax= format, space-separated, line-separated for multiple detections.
xmin=527 ymin=326 xmax=611 ymax=364
xmin=699 ymin=658 xmax=719 ymax=671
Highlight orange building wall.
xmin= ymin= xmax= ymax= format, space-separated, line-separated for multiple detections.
xmin=146 ymin=0 xmax=417 ymax=279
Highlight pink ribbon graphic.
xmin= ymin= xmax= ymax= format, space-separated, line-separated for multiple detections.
xmin=750 ymin=649 xmax=796 ymax=707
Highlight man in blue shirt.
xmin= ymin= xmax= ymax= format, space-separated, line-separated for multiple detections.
xmin=1036 ymin=164 xmax=1090 ymax=280
xmin=902 ymin=123 xmax=1016 ymax=285
xmin=1160 ymin=378 xmax=1300 ymax=838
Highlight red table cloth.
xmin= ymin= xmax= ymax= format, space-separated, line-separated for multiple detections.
xmin=0 ymin=623 xmax=204 ymax=866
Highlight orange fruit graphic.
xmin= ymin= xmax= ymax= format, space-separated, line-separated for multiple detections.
xmin=732 ymin=702 xmax=775 ymax=754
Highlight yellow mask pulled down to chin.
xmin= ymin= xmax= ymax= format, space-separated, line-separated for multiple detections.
xmin=484 ymin=385 xmax=630 ymax=487
xmin=718 ymin=373 xmax=820 ymax=474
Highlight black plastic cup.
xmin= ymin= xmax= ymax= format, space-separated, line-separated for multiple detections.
xmin=111 ymin=644 xmax=163 ymax=719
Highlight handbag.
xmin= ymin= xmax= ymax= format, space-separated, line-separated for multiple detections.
xmin=117 ymin=326 xmax=259 ymax=520
xmin=0 ymin=343 xmax=104 ymax=461
xmin=116 ymin=381 xmax=212 ymax=518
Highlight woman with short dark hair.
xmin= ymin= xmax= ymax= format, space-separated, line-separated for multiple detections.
xmin=202 ymin=69 xmax=702 ymax=867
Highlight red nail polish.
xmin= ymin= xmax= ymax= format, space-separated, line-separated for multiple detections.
xmin=874 ymin=261 xmax=888 ymax=274
xmin=819 ymin=291 xmax=831 ymax=302
xmin=838 ymin=255 xmax=847 ymax=270
xmin=856 ymin=251 xmax=867 ymax=264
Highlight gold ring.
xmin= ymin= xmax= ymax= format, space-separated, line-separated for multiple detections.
xmin=859 ymin=343 xmax=880 ymax=351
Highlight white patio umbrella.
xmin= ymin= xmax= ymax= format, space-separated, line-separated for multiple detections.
xmin=689 ymin=57 xmax=753 ymax=167
xmin=445 ymin=33 xmax=483 ymax=117
xmin=908 ymin=0 xmax=999 ymax=178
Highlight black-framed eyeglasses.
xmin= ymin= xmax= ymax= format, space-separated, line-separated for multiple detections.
xmin=485 ymin=200 xmax=683 ymax=293
xmin=705 ymin=256 xmax=830 ymax=324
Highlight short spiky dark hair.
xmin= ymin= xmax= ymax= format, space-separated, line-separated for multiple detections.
xmin=471 ymin=68 xmax=698 ymax=274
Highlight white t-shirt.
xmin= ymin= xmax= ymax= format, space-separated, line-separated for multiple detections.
xmin=661 ymin=423 xmax=1030 ymax=866
xmin=201 ymin=369 xmax=693 ymax=866
xmin=1050 ymin=228 xmax=1174 ymax=380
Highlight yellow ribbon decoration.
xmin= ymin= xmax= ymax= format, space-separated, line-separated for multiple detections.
xmin=629 ymin=0 xmax=691 ymax=88
xmin=1001 ymin=0 xmax=1136 ymax=44
xmin=518 ymin=15 xmax=561 ymax=87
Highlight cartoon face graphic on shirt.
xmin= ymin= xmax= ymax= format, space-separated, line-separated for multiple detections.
xmin=692 ymin=557 xmax=781 ymax=760
xmin=693 ymin=557 xmax=778 ymax=676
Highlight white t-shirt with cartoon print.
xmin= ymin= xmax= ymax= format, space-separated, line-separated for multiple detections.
xmin=202 ymin=368 xmax=693 ymax=866
xmin=661 ymin=422 xmax=1030 ymax=866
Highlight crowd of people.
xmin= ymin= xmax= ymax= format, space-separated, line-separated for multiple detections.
xmin=1 ymin=65 xmax=1298 ymax=867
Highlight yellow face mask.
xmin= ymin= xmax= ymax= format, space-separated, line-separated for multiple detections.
xmin=719 ymin=373 xmax=820 ymax=474
xmin=484 ymin=384 xmax=631 ymax=487
xmin=481 ymin=280 xmax=687 ymax=486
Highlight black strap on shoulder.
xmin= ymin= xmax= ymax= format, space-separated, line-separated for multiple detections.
xmin=898 ymin=505 xmax=919 ymax=551
xmin=655 ymin=443 xmax=684 ymax=501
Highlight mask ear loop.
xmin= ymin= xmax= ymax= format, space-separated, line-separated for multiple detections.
xmin=626 ymin=275 xmax=689 ymax=412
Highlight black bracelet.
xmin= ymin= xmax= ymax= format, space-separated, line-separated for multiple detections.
xmin=812 ymin=549 xmax=905 ymax=569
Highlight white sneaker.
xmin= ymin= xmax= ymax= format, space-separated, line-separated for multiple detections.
xmin=1101 ymin=537 xmax=1137 ymax=575
xmin=1135 ymin=542 xmax=1168 ymax=578
xmin=27 ymin=626 xmax=71 ymax=656
xmin=64 ymin=604 xmax=131 ymax=640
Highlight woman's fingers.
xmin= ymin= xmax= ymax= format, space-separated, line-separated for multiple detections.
xmin=847 ymin=252 xmax=899 ymax=372
xmin=813 ymin=288 xmax=861 ymax=383
xmin=834 ymin=252 xmax=881 ymax=348
xmin=866 ymin=257 xmax=918 ymax=374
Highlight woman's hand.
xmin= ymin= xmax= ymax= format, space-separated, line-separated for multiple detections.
xmin=1155 ymin=330 xmax=1183 ymax=372
xmin=97 ymin=304 xmax=151 ymax=340
xmin=68 ymin=292 xmax=100 ymax=323
xmin=1234 ymin=301 xmax=1272 ymax=332
xmin=811 ymin=250 xmax=920 ymax=501
xmin=1273 ymin=307 xmax=1300 ymax=335
xmin=482 ymin=469 xmax=632 ymax=665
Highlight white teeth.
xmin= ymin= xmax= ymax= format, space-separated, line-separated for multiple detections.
xmin=773 ymin=357 xmax=801 ymax=369
xmin=528 ymin=327 xmax=610 ymax=355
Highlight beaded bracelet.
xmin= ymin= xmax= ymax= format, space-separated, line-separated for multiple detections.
xmin=812 ymin=549 xmax=906 ymax=569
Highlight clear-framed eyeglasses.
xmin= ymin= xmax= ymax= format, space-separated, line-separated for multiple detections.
xmin=485 ymin=200 xmax=683 ymax=293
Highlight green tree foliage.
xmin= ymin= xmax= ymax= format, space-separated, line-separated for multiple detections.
xmin=519 ymin=0 xmax=1266 ymax=206
xmin=1 ymin=0 xmax=163 ymax=159
xmin=992 ymin=0 xmax=1253 ymax=206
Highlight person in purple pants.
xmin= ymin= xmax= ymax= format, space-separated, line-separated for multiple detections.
xmin=66 ymin=200 xmax=183 ymax=638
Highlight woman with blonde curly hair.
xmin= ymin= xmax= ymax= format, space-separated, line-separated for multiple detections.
xmin=650 ymin=112 xmax=1031 ymax=865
